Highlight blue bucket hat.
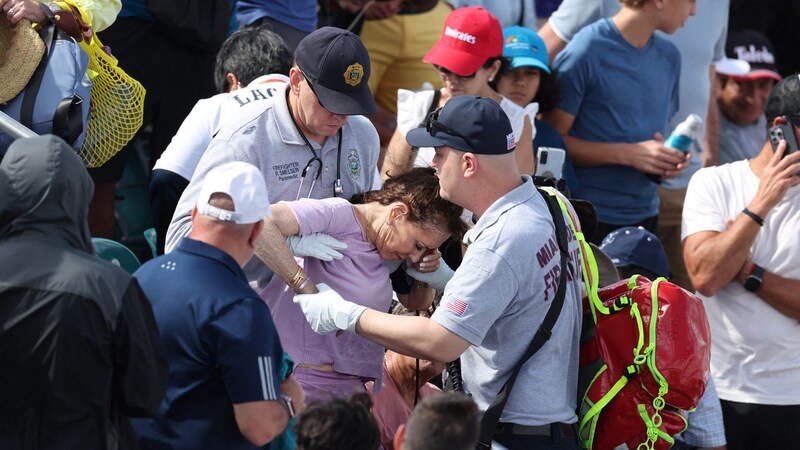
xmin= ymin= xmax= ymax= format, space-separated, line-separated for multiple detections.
xmin=406 ymin=96 xmax=515 ymax=154
xmin=502 ymin=26 xmax=550 ymax=74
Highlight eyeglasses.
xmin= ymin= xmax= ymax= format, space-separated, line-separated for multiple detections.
xmin=433 ymin=64 xmax=478 ymax=81
xmin=425 ymin=107 xmax=477 ymax=151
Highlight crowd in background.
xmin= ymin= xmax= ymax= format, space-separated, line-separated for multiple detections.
xmin=2 ymin=0 xmax=800 ymax=449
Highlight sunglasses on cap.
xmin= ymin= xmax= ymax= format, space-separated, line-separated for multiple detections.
xmin=425 ymin=107 xmax=478 ymax=151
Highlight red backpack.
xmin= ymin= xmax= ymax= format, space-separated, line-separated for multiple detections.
xmin=541 ymin=191 xmax=712 ymax=450
xmin=577 ymin=273 xmax=712 ymax=450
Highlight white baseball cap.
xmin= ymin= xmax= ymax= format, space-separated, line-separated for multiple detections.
xmin=196 ymin=162 xmax=270 ymax=224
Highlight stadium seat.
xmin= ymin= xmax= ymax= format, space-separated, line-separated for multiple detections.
xmin=92 ymin=237 xmax=141 ymax=274
xmin=143 ymin=228 xmax=157 ymax=258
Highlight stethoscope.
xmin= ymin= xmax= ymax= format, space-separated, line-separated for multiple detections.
xmin=290 ymin=114 xmax=344 ymax=200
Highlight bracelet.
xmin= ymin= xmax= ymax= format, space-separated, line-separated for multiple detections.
xmin=289 ymin=267 xmax=307 ymax=292
xmin=742 ymin=208 xmax=764 ymax=227
xmin=294 ymin=277 xmax=312 ymax=293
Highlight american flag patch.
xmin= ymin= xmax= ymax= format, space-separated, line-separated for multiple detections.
xmin=445 ymin=298 xmax=468 ymax=316
xmin=506 ymin=133 xmax=515 ymax=150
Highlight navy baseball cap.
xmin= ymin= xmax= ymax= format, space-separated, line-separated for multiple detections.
xmin=406 ymin=96 xmax=515 ymax=154
xmin=599 ymin=226 xmax=670 ymax=279
xmin=294 ymin=27 xmax=376 ymax=116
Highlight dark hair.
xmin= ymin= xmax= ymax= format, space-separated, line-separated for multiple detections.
xmin=214 ymin=28 xmax=293 ymax=93
xmin=620 ymin=0 xmax=647 ymax=7
xmin=294 ymin=392 xmax=379 ymax=450
xmin=402 ymin=392 xmax=479 ymax=450
xmin=490 ymin=60 xmax=560 ymax=112
xmin=488 ymin=56 xmax=509 ymax=77
xmin=535 ymin=71 xmax=560 ymax=112
xmin=354 ymin=167 xmax=467 ymax=240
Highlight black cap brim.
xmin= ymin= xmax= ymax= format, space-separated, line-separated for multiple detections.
xmin=310 ymin=79 xmax=376 ymax=116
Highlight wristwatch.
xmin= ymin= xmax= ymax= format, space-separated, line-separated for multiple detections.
xmin=743 ymin=264 xmax=764 ymax=293
xmin=280 ymin=394 xmax=295 ymax=418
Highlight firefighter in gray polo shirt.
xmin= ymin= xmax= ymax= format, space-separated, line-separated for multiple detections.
xmin=166 ymin=27 xmax=380 ymax=286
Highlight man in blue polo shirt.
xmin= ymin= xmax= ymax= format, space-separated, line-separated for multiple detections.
xmin=132 ymin=162 xmax=304 ymax=449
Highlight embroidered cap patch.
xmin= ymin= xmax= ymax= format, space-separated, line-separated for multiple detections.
xmin=344 ymin=63 xmax=364 ymax=87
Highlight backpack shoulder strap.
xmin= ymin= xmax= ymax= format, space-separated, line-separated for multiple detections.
xmin=20 ymin=22 xmax=56 ymax=128
xmin=476 ymin=187 xmax=571 ymax=448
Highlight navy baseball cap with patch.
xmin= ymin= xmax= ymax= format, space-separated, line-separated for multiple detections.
xmin=599 ymin=226 xmax=670 ymax=279
xmin=406 ymin=96 xmax=515 ymax=154
xmin=294 ymin=27 xmax=376 ymax=116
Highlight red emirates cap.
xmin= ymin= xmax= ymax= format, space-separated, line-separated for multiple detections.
xmin=423 ymin=6 xmax=503 ymax=76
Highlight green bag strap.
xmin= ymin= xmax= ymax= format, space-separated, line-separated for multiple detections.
xmin=578 ymin=364 xmax=637 ymax=442
xmin=539 ymin=189 xmax=607 ymax=318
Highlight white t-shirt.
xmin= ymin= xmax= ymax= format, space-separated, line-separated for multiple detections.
xmin=682 ymin=160 xmax=800 ymax=404
xmin=153 ymin=74 xmax=290 ymax=180
xmin=395 ymin=88 xmax=536 ymax=168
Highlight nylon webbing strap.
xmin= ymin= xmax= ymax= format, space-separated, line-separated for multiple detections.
xmin=52 ymin=96 xmax=84 ymax=144
xmin=20 ymin=23 xmax=55 ymax=128
xmin=477 ymin=189 xmax=571 ymax=448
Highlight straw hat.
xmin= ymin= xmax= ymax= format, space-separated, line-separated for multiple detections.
xmin=0 ymin=18 xmax=45 ymax=104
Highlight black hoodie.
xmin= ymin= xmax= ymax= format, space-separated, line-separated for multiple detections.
xmin=0 ymin=136 xmax=168 ymax=450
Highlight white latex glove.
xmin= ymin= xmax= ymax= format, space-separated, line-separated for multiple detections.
xmin=286 ymin=233 xmax=347 ymax=261
xmin=405 ymin=259 xmax=455 ymax=291
xmin=292 ymin=283 xmax=367 ymax=334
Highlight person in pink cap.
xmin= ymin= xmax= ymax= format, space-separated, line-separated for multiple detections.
xmin=381 ymin=6 xmax=536 ymax=180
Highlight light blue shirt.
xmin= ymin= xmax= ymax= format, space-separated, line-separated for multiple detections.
xmin=447 ymin=0 xmax=537 ymax=30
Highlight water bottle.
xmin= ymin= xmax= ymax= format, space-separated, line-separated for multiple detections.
xmin=665 ymin=114 xmax=703 ymax=153
xmin=648 ymin=114 xmax=703 ymax=183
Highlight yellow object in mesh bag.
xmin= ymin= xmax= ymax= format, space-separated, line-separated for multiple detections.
xmin=56 ymin=0 xmax=146 ymax=168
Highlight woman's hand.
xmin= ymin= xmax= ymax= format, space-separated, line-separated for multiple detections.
xmin=2 ymin=0 xmax=46 ymax=25
xmin=406 ymin=251 xmax=454 ymax=291
xmin=411 ymin=249 xmax=441 ymax=273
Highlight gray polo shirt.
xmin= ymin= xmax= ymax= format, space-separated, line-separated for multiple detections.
xmin=432 ymin=176 xmax=583 ymax=426
xmin=165 ymin=84 xmax=379 ymax=285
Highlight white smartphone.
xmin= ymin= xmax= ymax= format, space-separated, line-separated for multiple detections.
xmin=535 ymin=147 xmax=566 ymax=179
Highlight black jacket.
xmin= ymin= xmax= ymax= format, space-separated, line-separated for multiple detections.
xmin=0 ymin=136 xmax=168 ymax=450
